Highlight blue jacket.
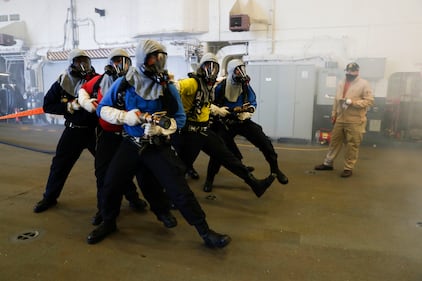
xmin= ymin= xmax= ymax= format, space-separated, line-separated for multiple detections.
xmin=97 ymin=77 xmax=186 ymax=137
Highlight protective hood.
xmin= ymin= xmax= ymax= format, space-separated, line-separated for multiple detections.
xmin=58 ymin=69 xmax=84 ymax=97
xmin=225 ymin=59 xmax=244 ymax=102
xmin=195 ymin=52 xmax=219 ymax=89
xmin=125 ymin=66 xmax=164 ymax=100
xmin=99 ymin=73 xmax=115 ymax=96
xmin=107 ymin=48 xmax=131 ymax=77
xmin=68 ymin=48 xmax=88 ymax=64
xmin=136 ymin=39 xmax=167 ymax=71
xmin=198 ymin=53 xmax=219 ymax=68
xmin=131 ymin=40 xmax=166 ymax=100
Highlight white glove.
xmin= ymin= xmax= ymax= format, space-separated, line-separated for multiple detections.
xmin=143 ymin=123 xmax=162 ymax=136
xmin=345 ymin=98 xmax=352 ymax=105
xmin=67 ymin=99 xmax=81 ymax=114
xmin=238 ymin=112 xmax=253 ymax=121
xmin=123 ymin=109 xmax=141 ymax=126
xmin=78 ymin=88 xmax=97 ymax=113
xmin=210 ymin=104 xmax=230 ymax=117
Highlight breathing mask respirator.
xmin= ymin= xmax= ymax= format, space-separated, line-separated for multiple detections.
xmin=141 ymin=51 xmax=169 ymax=85
xmin=232 ymin=65 xmax=250 ymax=85
xmin=199 ymin=61 xmax=219 ymax=86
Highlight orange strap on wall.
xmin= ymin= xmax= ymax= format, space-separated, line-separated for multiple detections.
xmin=0 ymin=107 xmax=45 ymax=120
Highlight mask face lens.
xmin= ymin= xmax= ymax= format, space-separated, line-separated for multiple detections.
xmin=156 ymin=52 xmax=166 ymax=63
xmin=73 ymin=56 xmax=91 ymax=73
xmin=144 ymin=51 xmax=167 ymax=75
xmin=202 ymin=61 xmax=220 ymax=78
xmin=111 ymin=56 xmax=132 ymax=75
xmin=235 ymin=65 xmax=246 ymax=76
xmin=145 ymin=52 xmax=167 ymax=66
xmin=233 ymin=65 xmax=250 ymax=84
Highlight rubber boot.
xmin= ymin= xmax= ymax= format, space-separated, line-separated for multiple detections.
xmin=272 ymin=169 xmax=289 ymax=185
xmin=87 ymin=220 xmax=117 ymax=244
xmin=244 ymin=173 xmax=275 ymax=198
xmin=195 ymin=221 xmax=231 ymax=248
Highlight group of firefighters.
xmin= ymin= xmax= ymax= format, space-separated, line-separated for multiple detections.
xmin=31 ymin=39 xmax=373 ymax=249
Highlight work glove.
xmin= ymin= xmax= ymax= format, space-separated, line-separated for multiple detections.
xmin=143 ymin=123 xmax=162 ymax=136
xmin=78 ymin=88 xmax=97 ymax=113
xmin=238 ymin=112 xmax=253 ymax=121
xmin=123 ymin=109 xmax=141 ymax=126
xmin=143 ymin=118 xmax=177 ymax=137
xmin=210 ymin=104 xmax=230 ymax=117
xmin=67 ymin=99 xmax=81 ymax=114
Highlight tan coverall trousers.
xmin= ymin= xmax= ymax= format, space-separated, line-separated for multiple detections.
xmin=323 ymin=122 xmax=365 ymax=171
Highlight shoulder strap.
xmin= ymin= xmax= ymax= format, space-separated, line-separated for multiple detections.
xmin=91 ymin=74 xmax=105 ymax=98
xmin=159 ymin=84 xmax=178 ymax=117
xmin=114 ymin=77 xmax=131 ymax=110
xmin=186 ymin=73 xmax=206 ymax=118
xmin=187 ymin=72 xmax=202 ymax=93
xmin=241 ymin=84 xmax=249 ymax=104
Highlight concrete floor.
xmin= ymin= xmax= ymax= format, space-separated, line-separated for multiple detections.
xmin=0 ymin=122 xmax=422 ymax=281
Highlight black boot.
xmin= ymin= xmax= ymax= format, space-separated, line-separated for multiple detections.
xmin=129 ymin=198 xmax=148 ymax=212
xmin=156 ymin=212 xmax=178 ymax=228
xmin=195 ymin=221 xmax=231 ymax=248
xmin=87 ymin=221 xmax=117 ymax=244
xmin=245 ymin=173 xmax=275 ymax=198
xmin=185 ymin=167 xmax=200 ymax=180
xmin=33 ymin=198 xmax=57 ymax=213
xmin=91 ymin=211 xmax=103 ymax=226
xmin=201 ymin=230 xmax=232 ymax=248
xmin=273 ymin=169 xmax=289 ymax=184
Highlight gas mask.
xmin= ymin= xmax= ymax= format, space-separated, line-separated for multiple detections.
xmin=232 ymin=65 xmax=250 ymax=85
xmin=199 ymin=61 xmax=219 ymax=85
xmin=110 ymin=56 xmax=132 ymax=77
xmin=70 ymin=56 xmax=93 ymax=78
xmin=141 ymin=51 xmax=169 ymax=84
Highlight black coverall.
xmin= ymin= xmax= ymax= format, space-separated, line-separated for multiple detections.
xmin=205 ymin=79 xmax=283 ymax=186
xmin=95 ymin=128 xmax=145 ymax=210
xmin=41 ymin=81 xmax=98 ymax=201
xmin=101 ymin=137 xmax=203 ymax=224
xmin=171 ymin=125 xmax=255 ymax=184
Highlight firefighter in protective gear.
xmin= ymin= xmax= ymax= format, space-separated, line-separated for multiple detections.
xmin=78 ymin=48 xmax=148 ymax=226
xmin=204 ymin=59 xmax=289 ymax=192
xmin=87 ymin=40 xmax=231 ymax=248
xmin=33 ymin=49 xmax=98 ymax=213
xmin=171 ymin=54 xmax=275 ymax=198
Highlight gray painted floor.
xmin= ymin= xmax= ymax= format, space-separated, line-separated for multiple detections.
xmin=0 ymin=122 xmax=421 ymax=281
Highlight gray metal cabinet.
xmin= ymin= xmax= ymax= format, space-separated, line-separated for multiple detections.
xmin=247 ymin=63 xmax=316 ymax=141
